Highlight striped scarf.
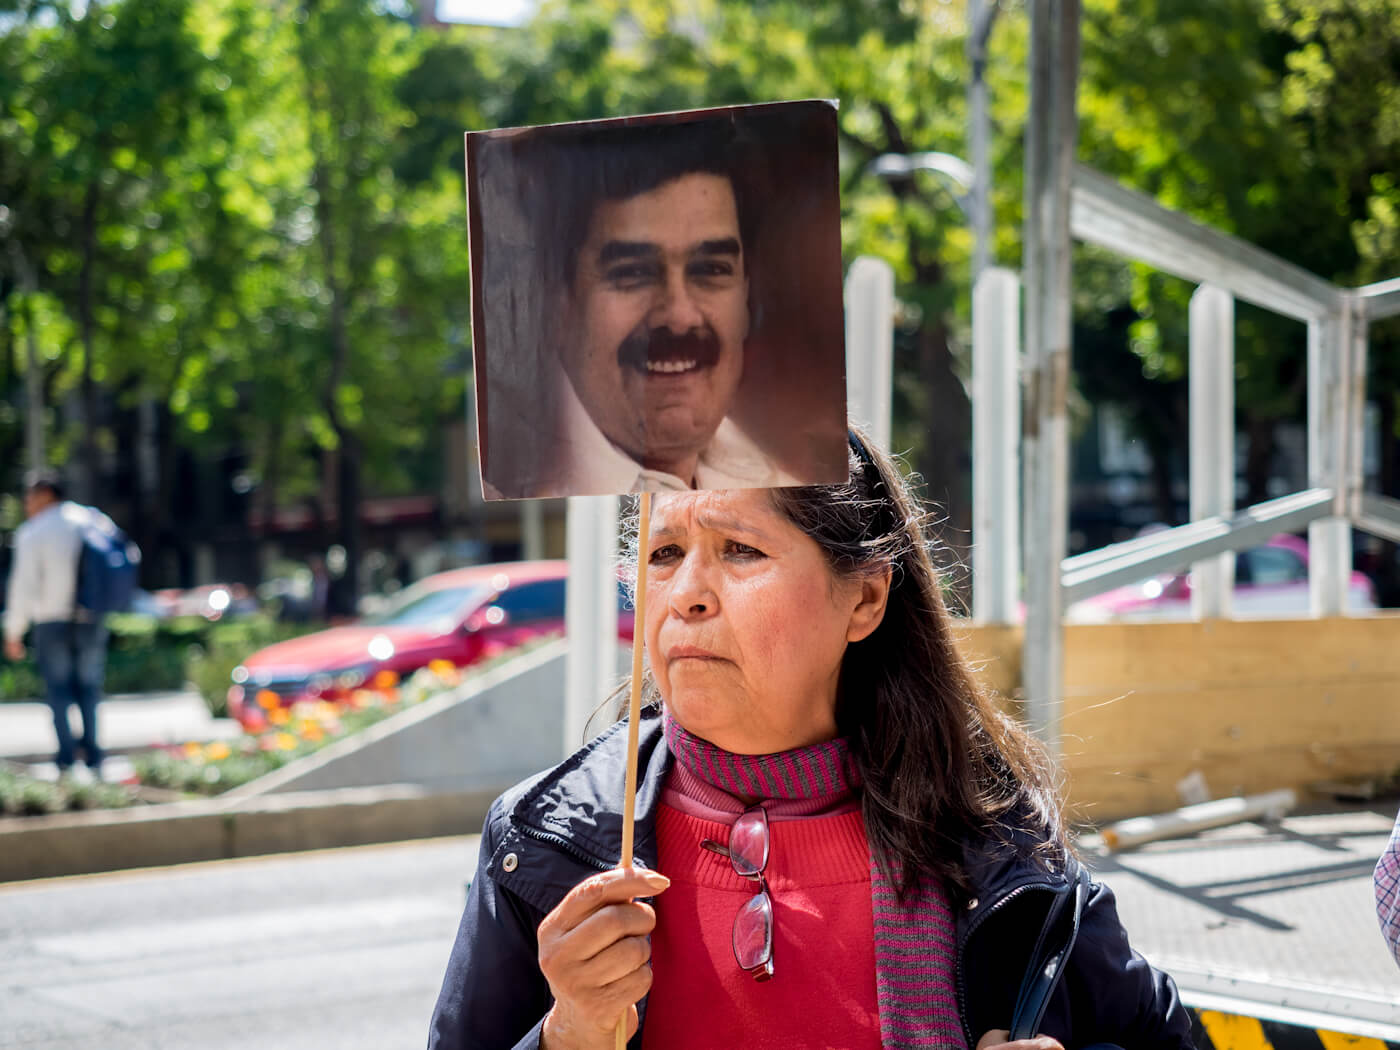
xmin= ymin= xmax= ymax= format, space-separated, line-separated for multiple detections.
xmin=663 ymin=716 xmax=969 ymax=1050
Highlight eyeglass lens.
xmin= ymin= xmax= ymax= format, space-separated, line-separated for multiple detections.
xmin=733 ymin=887 xmax=773 ymax=976
xmin=728 ymin=807 xmax=770 ymax=877
xmin=729 ymin=807 xmax=772 ymax=980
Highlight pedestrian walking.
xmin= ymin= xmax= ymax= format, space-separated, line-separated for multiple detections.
xmin=4 ymin=469 xmax=113 ymax=778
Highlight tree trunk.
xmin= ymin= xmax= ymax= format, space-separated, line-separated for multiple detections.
xmin=917 ymin=322 xmax=974 ymax=612
xmin=1244 ymin=417 xmax=1275 ymax=507
xmin=156 ymin=400 xmax=182 ymax=586
xmin=6 ymin=238 xmax=46 ymax=470
xmin=315 ymin=152 xmax=361 ymax=616
xmin=1148 ymin=432 xmax=1176 ymax=524
xmin=329 ymin=428 xmax=363 ymax=618
xmin=76 ymin=177 xmax=100 ymax=504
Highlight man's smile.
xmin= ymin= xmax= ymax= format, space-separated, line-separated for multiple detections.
xmin=618 ymin=324 xmax=722 ymax=378
xmin=646 ymin=358 xmax=704 ymax=375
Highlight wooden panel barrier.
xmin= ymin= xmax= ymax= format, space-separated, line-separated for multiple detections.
xmin=955 ymin=617 xmax=1400 ymax=822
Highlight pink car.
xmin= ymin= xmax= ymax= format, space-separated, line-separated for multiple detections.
xmin=1065 ymin=534 xmax=1377 ymax=623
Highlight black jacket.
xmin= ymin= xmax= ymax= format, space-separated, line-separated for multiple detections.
xmin=428 ymin=710 xmax=1195 ymax=1049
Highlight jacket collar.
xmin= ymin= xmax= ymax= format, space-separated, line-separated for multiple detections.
xmin=497 ymin=706 xmax=1072 ymax=919
xmin=510 ymin=706 xmax=672 ymax=871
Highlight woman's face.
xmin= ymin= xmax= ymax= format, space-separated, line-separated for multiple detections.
xmin=645 ymin=488 xmax=887 ymax=755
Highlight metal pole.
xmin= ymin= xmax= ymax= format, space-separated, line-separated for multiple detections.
xmin=520 ymin=501 xmax=545 ymax=561
xmin=564 ymin=494 xmax=620 ymax=756
xmin=966 ymin=0 xmax=999 ymax=281
xmin=1307 ymin=312 xmax=1350 ymax=617
xmin=1021 ymin=0 xmax=1079 ymax=750
xmin=1347 ymin=293 xmax=1369 ymax=524
xmin=1188 ymin=285 xmax=1235 ymax=619
xmin=844 ymin=256 xmax=895 ymax=450
xmin=972 ymin=266 xmax=1021 ymax=624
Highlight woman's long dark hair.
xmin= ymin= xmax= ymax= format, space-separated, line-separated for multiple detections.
xmin=769 ymin=428 xmax=1064 ymax=901
xmin=620 ymin=426 xmax=1065 ymax=902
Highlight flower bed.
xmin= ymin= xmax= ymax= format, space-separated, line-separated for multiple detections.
xmin=0 ymin=659 xmax=470 ymax=819
xmin=133 ymin=661 xmax=467 ymax=795
xmin=0 ymin=766 xmax=141 ymax=817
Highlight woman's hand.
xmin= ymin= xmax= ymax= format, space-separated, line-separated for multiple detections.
xmin=538 ymin=866 xmax=670 ymax=1050
xmin=976 ymin=1031 xmax=1065 ymax=1050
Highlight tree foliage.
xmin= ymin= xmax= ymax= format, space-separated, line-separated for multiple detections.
xmin=3 ymin=0 xmax=1398 ymax=596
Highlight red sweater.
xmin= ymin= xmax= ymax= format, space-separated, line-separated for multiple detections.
xmin=642 ymin=800 xmax=882 ymax=1048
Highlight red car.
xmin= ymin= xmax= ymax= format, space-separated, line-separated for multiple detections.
xmin=228 ymin=560 xmax=634 ymax=728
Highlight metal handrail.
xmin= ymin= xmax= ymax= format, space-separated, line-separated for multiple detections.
xmin=1070 ymin=165 xmax=1342 ymax=324
xmin=1060 ymin=488 xmax=1335 ymax=606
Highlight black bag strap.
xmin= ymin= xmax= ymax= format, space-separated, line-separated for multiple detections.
xmin=1008 ymin=865 xmax=1091 ymax=1041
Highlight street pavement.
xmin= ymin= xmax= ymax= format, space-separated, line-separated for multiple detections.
xmin=0 ymin=836 xmax=478 ymax=1050
xmin=3 ymin=807 xmax=1398 ymax=1045
xmin=0 ymin=690 xmax=240 ymax=776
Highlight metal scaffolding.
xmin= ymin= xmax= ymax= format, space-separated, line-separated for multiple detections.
xmin=989 ymin=0 xmax=1400 ymax=755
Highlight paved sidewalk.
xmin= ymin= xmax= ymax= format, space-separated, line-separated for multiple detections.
xmin=0 ymin=690 xmax=242 ymax=768
xmin=1085 ymin=801 xmax=1400 ymax=1036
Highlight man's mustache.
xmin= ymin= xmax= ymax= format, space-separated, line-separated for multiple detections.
xmin=617 ymin=324 xmax=722 ymax=373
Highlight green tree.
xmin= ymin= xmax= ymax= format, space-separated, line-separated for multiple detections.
xmin=1 ymin=0 xmax=211 ymax=501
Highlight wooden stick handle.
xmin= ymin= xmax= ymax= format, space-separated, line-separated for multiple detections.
xmin=616 ymin=490 xmax=651 ymax=1050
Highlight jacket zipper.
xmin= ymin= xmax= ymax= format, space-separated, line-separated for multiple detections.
xmin=954 ymin=880 xmax=1061 ymax=1047
xmin=516 ymin=822 xmax=614 ymax=872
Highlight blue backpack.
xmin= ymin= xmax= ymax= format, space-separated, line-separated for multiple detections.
xmin=74 ymin=507 xmax=141 ymax=618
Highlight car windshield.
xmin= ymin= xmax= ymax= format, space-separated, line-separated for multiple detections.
xmin=364 ymin=584 xmax=489 ymax=629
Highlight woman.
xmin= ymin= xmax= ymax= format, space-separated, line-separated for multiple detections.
xmin=429 ymin=431 xmax=1194 ymax=1050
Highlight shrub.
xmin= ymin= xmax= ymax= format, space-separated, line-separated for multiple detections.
xmin=0 ymin=765 xmax=138 ymax=817
xmin=16 ymin=779 xmax=64 ymax=816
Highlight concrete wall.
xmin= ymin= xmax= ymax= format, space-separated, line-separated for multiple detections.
xmin=1 ymin=786 xmax=497 ymax=882
xmin=226 ymin=639 xmax=631 ymax=799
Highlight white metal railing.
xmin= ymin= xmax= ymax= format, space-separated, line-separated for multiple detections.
xmin=1059 ymin=489 xmax=1335 ymax=606
xmin=1070 ymin=165 xmax=1342 ymax=322
xmin=979 ymin=168 xmax=1399 ymax=623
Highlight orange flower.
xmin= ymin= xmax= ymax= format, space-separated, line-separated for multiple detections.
xmin=256 ymin=690 xmax=281 ymax=711
xmin=268 ymin=707 xmax=290 ymax=726
xmin=204 ymin=741 xmax=231 ymax=762
xmin=372 ymin=669 xmax=400 ymax=690
xmin=299 ymin=723 xmax=324 ymax=743
xmin=183 ymin=741 xmax=204 ymax=759
xmin=275 ymin=732 xmax=298 ymax=751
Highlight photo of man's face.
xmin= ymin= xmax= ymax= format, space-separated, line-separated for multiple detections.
xmin=562 ymin=173 xmax=749 ymax=480
xmin=467 ymin=101 xmax=849 ymax=499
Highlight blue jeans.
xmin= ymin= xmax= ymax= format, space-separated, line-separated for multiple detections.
xmin=32 ymin=621 xmax=108 ymax=770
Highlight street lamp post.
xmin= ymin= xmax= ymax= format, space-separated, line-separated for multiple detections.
xmin=869 ymin=150 xmax=987 ymax=284
xmin=967 ymin=0 xmax=1000 ymax=283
